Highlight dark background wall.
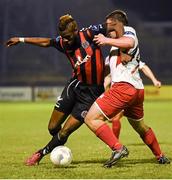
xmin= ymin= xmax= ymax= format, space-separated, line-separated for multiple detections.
xmin=1 ymin=0 xmax=172 ymax=86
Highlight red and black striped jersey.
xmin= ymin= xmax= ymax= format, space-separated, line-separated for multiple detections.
xmin=50 ymin=24 xmax=106 ymax=85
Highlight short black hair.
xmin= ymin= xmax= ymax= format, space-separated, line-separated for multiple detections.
xmin=106 ymin=10 xmax=128 ymax=25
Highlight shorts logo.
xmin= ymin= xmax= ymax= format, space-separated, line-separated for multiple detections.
xmin=57 ymin=96 xmax=63 ymax=102
xmin=55 ymin=96 xmax=63 ymax=108
xmin=81 ymin=110 xmax=88 ymax=118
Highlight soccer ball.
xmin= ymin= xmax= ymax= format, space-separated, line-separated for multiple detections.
xmin=50 ymin=146 xmax=72 ymax=166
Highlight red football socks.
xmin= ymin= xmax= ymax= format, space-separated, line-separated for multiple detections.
xmin=112 ymin=119 xmax=121 ymax=139
xmin=141 ymin=128 xmax=163 ymax=159
xmin=95 ymin=123 xmax=123 ymax=150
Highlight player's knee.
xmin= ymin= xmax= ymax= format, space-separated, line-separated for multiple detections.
xmin=85 ymin=111 xmax=103 ymax=124
xmin=140 ymin=124 xmax=150 ymax=135
xmin=136 ymin=120 xmax=149 ymax=132
xmin=84 ymin=111 xmax=95 ymax=124
xmin=84 ymin=114 xmax=89 ymax=123
xmin=132 ymin=122 xmax=149 ymax=135
xmin=84 ymin=116 xmax=94 ymax=127
xmin=48 ymin=125 xmax=61 ymax=136
xmin=48 ymin=128 xmax=57 ymax=136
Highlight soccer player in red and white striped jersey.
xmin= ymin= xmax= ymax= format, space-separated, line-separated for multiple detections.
xmin=85 ymin=10 xmax=170 ymax=167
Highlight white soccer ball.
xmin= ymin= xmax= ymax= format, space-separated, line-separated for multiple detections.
xmin=50 ymin=146 xmax=72 ymax=166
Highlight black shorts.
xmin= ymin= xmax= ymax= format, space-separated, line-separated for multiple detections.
xmin=54 ymin=78 xmax=104 ymax=123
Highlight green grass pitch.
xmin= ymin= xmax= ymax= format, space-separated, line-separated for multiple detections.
xmin=0 ymin=101 xmax=172 ymax=179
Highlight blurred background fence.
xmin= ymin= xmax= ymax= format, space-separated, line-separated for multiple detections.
xmin=1 ymin=0 xmax=172 ymax=87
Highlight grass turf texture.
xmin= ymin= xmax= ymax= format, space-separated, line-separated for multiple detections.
xmin=0 ymin=101 xmax=172 ymax=179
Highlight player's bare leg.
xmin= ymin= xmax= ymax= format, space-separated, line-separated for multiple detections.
xmin=37 ymin=115 xmax=82 ymax=158
xmin=128 ymin=118 xmax=170 ymax=164
xmin=25 ymin=110 xmax=82 ymax=166
xmin=48 ymin=108 xmax=69 ymax=136
xmin=85 ymin=103 xmax=129 ymax=168
xmin=58 ymin=115 xmax=83 ymax=141
xmin=25 ymin=109 xmax=68 ymax=166
xmin=111 ymin=111 xmax=124 ymax=138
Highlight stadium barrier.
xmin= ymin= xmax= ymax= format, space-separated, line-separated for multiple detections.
xmin=34 ymin=86 xmax=63 ymax=101
xmin=144 ymin=85 xmax=172 ymax=101
xmin=0 ymin=87 xmax=32 ymax=101
xmin=0 ymin=85 xmax=172 ymax=102
xmin=0 ymin=86 xmax=63 ymax=102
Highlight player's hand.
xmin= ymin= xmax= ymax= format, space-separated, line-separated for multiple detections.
xmin=120 ymin=51 xmax=132 ymax=65
xmin=6 ymin=37 xmax=20 ymax=47
xmin=93 ymin=34 xmax=108 ymax=46
xmin=153 ymin=80 xmax=161 ymax=88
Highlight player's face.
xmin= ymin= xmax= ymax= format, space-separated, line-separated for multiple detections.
xmin=61 ymin=30 xmax=77 ymax=47
xmin=106 ymin=18 xmax=123 ymax=37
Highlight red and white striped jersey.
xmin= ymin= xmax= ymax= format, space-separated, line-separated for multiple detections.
xmin=106 ymin=26 xmax=144 ymax=89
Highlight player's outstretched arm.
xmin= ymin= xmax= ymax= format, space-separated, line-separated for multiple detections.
xmin=6 ymin=37 xmax=51 ymax=47
xmin=141 ymin=64 xmax=161 ymax=88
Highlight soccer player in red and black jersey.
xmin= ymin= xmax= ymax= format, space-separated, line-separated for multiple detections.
xmin=6 ymin=14 xmax=108 ymax=165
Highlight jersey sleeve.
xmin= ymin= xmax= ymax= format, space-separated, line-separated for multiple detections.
xmin=50 ymin=36 xmax=65 ymax=53
xmin=139 ymin=61 xmax=145 ymax=69
xmin=123 ymin=26 xmax=136 ymax=40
